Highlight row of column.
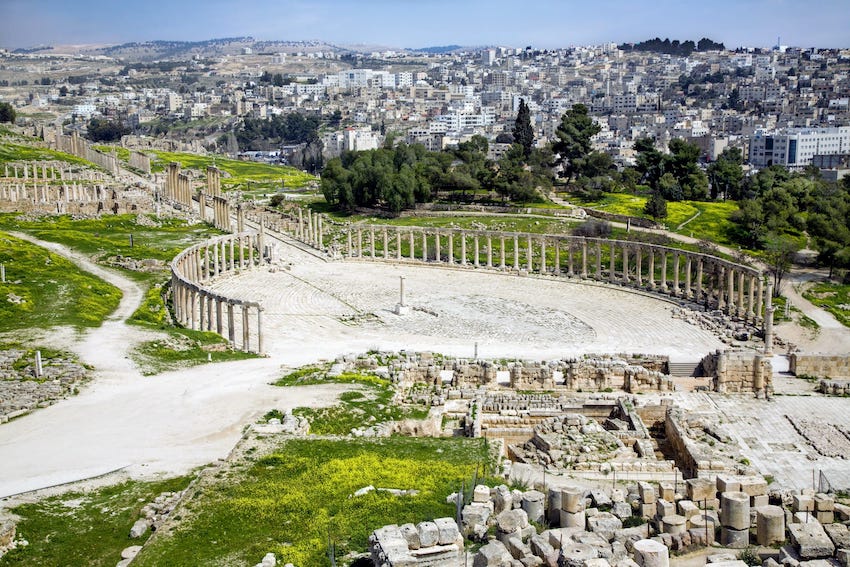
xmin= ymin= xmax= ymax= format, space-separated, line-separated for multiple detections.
xmin=206 ymin=166 xmax=221 ymax=196
xmin=344 ymin=227 xmax=766 ymax=325
xmin=212 ymin=195 xmax=231 ymax=231
xmin=295 ymin=207 xmax=324 ymax=248
xmin=164 ymin=162 xmax=193 ymax=207
xmin=3 ymin=163 xmax=104 ymax=183
xmin=0 ymin=183 xmax=105 ymax=203
xmin=170 ymin=233 xmax=266 ymax=353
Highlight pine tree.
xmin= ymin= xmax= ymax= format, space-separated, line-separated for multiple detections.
xmin=512 ymin=98 xmax=534 ymax=158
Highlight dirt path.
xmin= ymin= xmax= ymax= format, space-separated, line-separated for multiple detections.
xmin=0 ymin=235 xmax=348 ymax=498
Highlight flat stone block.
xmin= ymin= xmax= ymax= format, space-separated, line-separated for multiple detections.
xmin=793 ymin=495 xmax=815 ymax=513
xmin=720 ymin=527 xmax=750 ymax=549
xmin=788 ymin=521 xmax=836 ymax=559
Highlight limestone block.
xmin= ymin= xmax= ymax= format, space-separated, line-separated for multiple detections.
xmin=558 ymin=542 xmax=597 ymax=567
xmin=659 ymin=483 xmax=674 ymax=502
xmin=506 ymin=535 xmax=531 ymax=560
xmin=591 ymin=489 xmax=613 ymax=509
xmin=686 ymin=478 xmax=715 ymax=502
xmin=611 ymin=489 xmax=626 ymax=504
xmin=824 ymin=523 xmax=850 ymax=549
xmin=529 ymin=534 xmax=557 ymax=565
xmin=677 ymin=500 xmax=699 ymax=520
xmin=638 ymin=482 xmax=657 ymax=504
xmin=588 ymin=512 xmax=623 ymax=538
xmin=640 ymin=503 xmax=656 ymax=519
xmin=494 ymin=485 xmax=513 ymax=514
xmin=498 ymin=509 xmax=530 ymax=534
xmin=756 ymin=506 xmax=786 ymax=546
xmin=474 ymin=540 xmax=513 ymax=567
xmin=836 ymin=549 xmax=850 ymax=567
xmin=716 ymin=475 xmax=741 ymax=494
xmin=522 ymin=491 xmax=546 ymax=525
xmin=706 ymin=552 xmax=738 ymax=563
xmin=612 ymin=502 xmax=632 ymax=520
xmin=738 ymin=477 xmax=768 ymax=497
xmin=585 ymin=559 xmax=611 ymax=567
xmin=788 ymin=521 xmax=836 ymax=559
xmin=417 ymin=521 xmax=440 ymax=547
xmin=562 ymin=486 xmax=585 ymax=513
xmin=793 ymin=495 xmax=815 ymax=513
xmin=835 ymin=503 xmax=850 ymax=522
xmin=662 ymin=515 xmax=687 ymax=535
xmin=751 ymin=495 xmax=769 ymax=508
xmin=813 ymin=494 xmax=834 ymax=512
xmin=399 ymin=523 xmax=421 ymax=549
xmin=474 ymin=484 xmax=492 ymax=503
xmin=689 ymin=511 xmax=719 ymax=532
xmin=656 ymin=500 xmax=674 ymax=520
xmin=129 ymin=519 xmax=149 ymax=539
xmin=559 ymin=509 xmax=586 ymax=529
xmin=434 ymin=517 xmax=460 ymax=545
xmin=794 ymin=511 xmax=817 ymax=524
xmin=512 ymin=489 xmax=525 ymax=510
xmin=720 ymin=492 xmax=750 ymax=531
xmin=720 ymin=527 xmax=749 ymax=549
xmin=548 ymin=488 xmax=563 ymax=524
xmin=815 ymin=511 xmax=833 ymax=524
xmin=632 ymin=539 xmax=669 ymax=567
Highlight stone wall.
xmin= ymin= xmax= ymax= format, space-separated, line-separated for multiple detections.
xmin=700 ymin=350 xmax=772 ymax=395
xmin=790 ymin=354 xmax=850 ymax=379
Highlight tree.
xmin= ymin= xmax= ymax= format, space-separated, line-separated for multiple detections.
xmin=644 ymin=190 xmax=668 ymax=221
xmin=633 ymin=137 xmax=665 ymax=189
xmin=763 ymin=232 xmax=800 ymax=295
xmin=512 ymin=98 xmax=534 ymax=158
xmin=707 ymin=147 xmax=744 ymax=200
xmin=86 ymin=118 xmax=129 ymax=142
xmin=552 ymin=104 xmax=601 ymax=182
xmin=0 ymin=102 xmax=15 ymax=123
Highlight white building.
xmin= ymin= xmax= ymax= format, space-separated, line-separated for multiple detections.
xmin=749 ymin=126 xmax=850 ymax=169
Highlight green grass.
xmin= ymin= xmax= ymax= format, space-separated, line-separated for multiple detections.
xmin=0 ymin=231 xmax=122 ymax=331
xmin=0 ymin=476 xmax=191 ymax=567
xmin=0 ymin=141 xmax=96 ymax=169
xmin=92 ymin=144 xmax=131 ymax=161
xmin=568 ymin=193 xmax=740 ymax=245
xmin=130 ymin=327 xmax=259 ymax=376
xmin=0 ymin=213 xmax=223 ymax=283
xmin=134 ymin=437 xmax=494 ymax=567
xmin=290 ymin=372 xmax=430 ymax=435
xmin=149 ymin=150 xmax=316 ymax=195
xmin=804 ymin=282 xmax=850 ymax=328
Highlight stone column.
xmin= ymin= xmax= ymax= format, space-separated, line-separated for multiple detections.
xmin=473 ymin=235 xmax=480 ymax=267
xmin=392 ymin=229 xmax=399 ymax=260
xmin=421 ymin=232 xmax=428 ymax=262
xmin=198 ymin=293 xmax=206 ymax=330
xmin=500 ymin=236 xmax=506 ymax=270
xmin=448 ymin=232 xmax=454 ymax=264
xmin=486 ymin=235 xmax=492 ymax=268
xmin=513 ymin=235 xmax=520 ymax=270
xmin=435 ymin=232 xmax=441 ymax=262
xmin=190 ymin=289 xmax=197 ymax=330
xmin=696 ymin=259 xmax=704 ymax=303
xmin=383 ymin=228 xmax=389 ymax=259
xmin=526 ymin=236 xmax=533 ymax=272
xmin=370 ymin=228 xmax=376 ymax=259
xmin=764 ymin=281 xmax=775 ymax=355
xmin=747 ymin=274 xmax=756 ymax=320
xmin=609 ymin=242 xmax=617 ymax=283
xmin=737 ymin=271 xmax=745 ymax=317
xmin=227 ymin=302 xmax=236 ymax=344
xmin=685 ymin=256 xmax=693 ymax=299
xmin=257 ymin=307 xmax=264 ymax=355
xmin=672 ymin=253 xmax=681 ymax=296
xmin=580 ymin=240 xmax=587 ymax=278
xmin=595 ymin=241 xmax=602 ymax=278
xmin=554 ymin=240 xmax=560 ymax=275
xmin=540 ymin=238 xmax=546 ymax=273
xmin=357 ymin=228 xmax=363 ymax=258
xmin=409 ymin=231 xmax=415 ymax=261
xmin=216 ymin=298 xmax=223 ymax=335
xmin=660 ymin=251 xmax=668 ymax=292
xmin=648 ymin=249 xmax=655 ymax=289
xmin=635 ymin=246 xmax=643 ymax=286
xmin=727 ymin=267 xmax=736 ymax=316
xmin=461 ymin=233 xmax=467 ymax=265
xmin=206 ymin=293 xmax=213 ymax=331
xmin=622 ymin=245 xmax=629 ymax=284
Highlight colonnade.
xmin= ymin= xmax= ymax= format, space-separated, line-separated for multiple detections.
xmin=170 ymin=231 xmax=266 ymax=354
xmin=0 ymin=183 xmax=106 ymax=203
xmin=343 ymin=226 xmax=767 ymax=325
xmin=163 ymin=162 xmax=193 ymax=207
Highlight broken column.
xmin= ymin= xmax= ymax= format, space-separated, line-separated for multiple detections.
xmin=719 ymin=491 xmax=750 ymax=548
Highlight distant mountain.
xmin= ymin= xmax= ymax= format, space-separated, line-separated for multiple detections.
xmin=411 ymin=45 xmax=464 ymax=54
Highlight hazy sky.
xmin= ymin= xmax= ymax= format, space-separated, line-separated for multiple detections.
xmin=2 ymin=0 xmax=849 ymax=50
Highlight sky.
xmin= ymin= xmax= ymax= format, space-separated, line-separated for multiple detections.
xmin=1 ymin=0 xmax=849 ymax=50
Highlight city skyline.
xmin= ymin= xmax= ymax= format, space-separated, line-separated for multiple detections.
xmin=2 ymin=0 xmax=850 ymax=51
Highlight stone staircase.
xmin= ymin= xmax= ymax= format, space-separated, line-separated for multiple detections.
xmin=667 ymin=360 xmax=702 ymax=377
